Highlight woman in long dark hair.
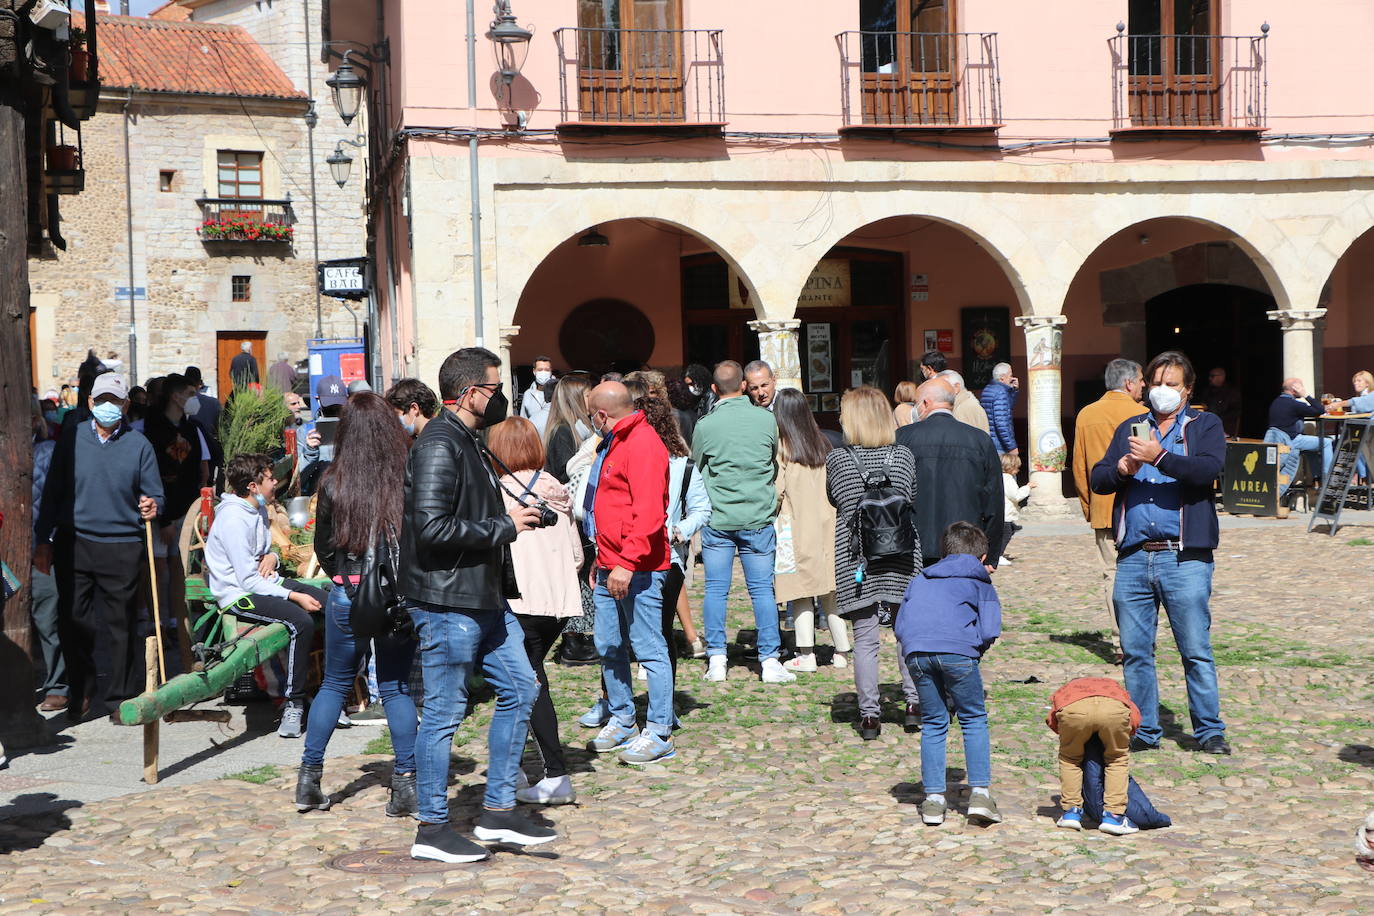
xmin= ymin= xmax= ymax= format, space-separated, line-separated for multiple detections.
xmin=543 ymin=373 xmax=594 ymax=483
xmin=296 ymin=391 xmax=418 ymax=816
xmin=773 ymin=388 xmax=850 ymax=672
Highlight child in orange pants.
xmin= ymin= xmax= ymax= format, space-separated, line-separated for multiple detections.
xmin=1046 ymin=677 xmax=1141 ymax=835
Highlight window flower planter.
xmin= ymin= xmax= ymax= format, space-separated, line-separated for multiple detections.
xmin=199 ymin=217 xmax=294 ymax=242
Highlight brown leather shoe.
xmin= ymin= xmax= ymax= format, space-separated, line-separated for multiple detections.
xmin=38 ymin=694 xmax=68 ymax=712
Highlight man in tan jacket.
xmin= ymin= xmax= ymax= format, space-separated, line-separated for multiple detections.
xmin=939 ymin=369 xmax=991 ymax=433
xmin=1070 ymin=358 xmax=1143 ymax=660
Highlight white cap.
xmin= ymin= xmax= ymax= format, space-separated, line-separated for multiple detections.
xmin=90 ymin=373 xmax=128 ymax=400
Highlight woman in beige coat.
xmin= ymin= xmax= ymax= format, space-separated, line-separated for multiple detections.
xmin=774 ymin=389 xmax=852 ymax=671
xmin=488 ymin=417 xmax=583 ymax=806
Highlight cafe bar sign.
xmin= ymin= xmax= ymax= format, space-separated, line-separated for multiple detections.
xmin=797 ymin=259 xmax=851 ymax=308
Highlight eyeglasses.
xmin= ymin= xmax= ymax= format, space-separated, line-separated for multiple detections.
xmin=472 ymin=382 xmax=504 ymax=394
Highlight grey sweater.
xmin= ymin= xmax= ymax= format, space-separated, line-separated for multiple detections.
xmin=205 ymin=494 xmax=291 ymax=607
xmin=36 ymin=421 xmax=164 ymax=543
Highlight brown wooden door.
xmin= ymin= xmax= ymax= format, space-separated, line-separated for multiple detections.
xmin=576 ymin=0 xmax=683 ymax=122
xmin=861 ymin=0 xmax=956 ymax=125
xmin=216 ymin=331 xmax=266 ymax=400
xmin=1128 ymin=0 xmax=1220 ymax=126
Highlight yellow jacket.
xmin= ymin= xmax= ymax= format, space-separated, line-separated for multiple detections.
xmin=1072 ymin=390 xmax=1144 ymax=528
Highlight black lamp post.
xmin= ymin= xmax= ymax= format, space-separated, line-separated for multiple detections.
xmin=327 ymin=137 xmax=368 ymax=188
xmin=326 ymin=51 xmax=368 ymax=125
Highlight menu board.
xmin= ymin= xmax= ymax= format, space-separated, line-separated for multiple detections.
xmin=806 ymin=323 xmax=833 ymax=392
xmin=1223 ymin=441 xmax=1280 ymax=516
xmin=961 ymin=307 xmax=1011 ymax=390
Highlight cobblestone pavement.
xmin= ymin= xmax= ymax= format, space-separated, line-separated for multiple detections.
xmin=3 ymin=523 xmax=1373 ymax=914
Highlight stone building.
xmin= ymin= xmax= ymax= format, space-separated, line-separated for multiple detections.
xmin=29 ymin=8 xmax=365 ymax=398
xmin=324 ymin=0 xmax=1374 ymax=502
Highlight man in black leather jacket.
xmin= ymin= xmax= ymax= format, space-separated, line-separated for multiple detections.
xmin=401 ymin=347 xmax=554 ymax=864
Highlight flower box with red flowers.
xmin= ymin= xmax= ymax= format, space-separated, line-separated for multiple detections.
xmin=199 ymin=216 xmax=294 ymax=243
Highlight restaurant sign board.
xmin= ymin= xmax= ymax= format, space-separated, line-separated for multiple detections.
xmin=1222 ymin=441 xmax=1280 ymax=516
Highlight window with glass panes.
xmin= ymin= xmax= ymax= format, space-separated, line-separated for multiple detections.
xmin=217 ymin=151 xmax=264 ymax=218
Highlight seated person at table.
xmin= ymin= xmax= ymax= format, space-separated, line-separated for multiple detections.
xmin=1266 ymin=378 xmax=1331 ymax=480
xmin=205 ymin=453 xmax=326 ymax=739
xmin=1328 ymin=370 xmax=1374 ymax=482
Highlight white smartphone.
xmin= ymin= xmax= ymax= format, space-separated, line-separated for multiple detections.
xmin=1131 ymin=421 xmax=1150 ymax=440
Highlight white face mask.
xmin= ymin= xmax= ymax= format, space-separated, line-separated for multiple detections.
xmin=1148 ymin=385 xmax=1182 ymax=415
xmin=184 ymin=395 xmax=201 ymax=416
xmin=534 ymin=370 xmax=552 ymax=386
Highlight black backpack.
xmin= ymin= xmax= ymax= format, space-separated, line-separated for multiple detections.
xmin=845 ymin=446 xmax=916 ymax=576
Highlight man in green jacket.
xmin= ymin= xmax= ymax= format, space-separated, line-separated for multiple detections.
xmin=691 ymin=361 xmax=793 ymax=684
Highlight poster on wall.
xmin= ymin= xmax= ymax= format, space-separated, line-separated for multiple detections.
xmin=923 ymin=329 xmax=954 ymax=354
xmin=806 ymin=323 xmax=833 ymax=392
xmin=961 ymin=307 xmax=1011 ymax=390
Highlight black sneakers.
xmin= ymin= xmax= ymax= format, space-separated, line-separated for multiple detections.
xmin=473 ymin=808 xmax=558 ymax=846
xmin=410 ymin=824 xmax=490 ymax=863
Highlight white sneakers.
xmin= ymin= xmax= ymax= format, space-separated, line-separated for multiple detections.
xmin=783 ymin=654 xmax=818 ymax=673
xmin=832 ymin=652 xmax=849 ymax=669
xmin=703 ymin=655 xmax=727 ymax=682
xmin=761 ymin=658 xmax=797 ymax=684
xmin=516 ymin=774 xmax=576 ymax=806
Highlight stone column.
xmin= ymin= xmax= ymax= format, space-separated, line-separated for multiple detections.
xmin=1266 ymin=309 xmax=1326 ymax=393
xmin=498 ymin=324 xmax=521 ymax=393
xmin=748 ymin=319 xmax=802 ymax=392
xmin=1014 ymin=314 xmax=1074 ymax=517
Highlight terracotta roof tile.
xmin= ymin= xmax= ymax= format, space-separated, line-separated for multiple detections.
xmin=82 ymin=14 xmax=304 ymax=100
xmin=148 ymin=2 xmax=193 ymax=22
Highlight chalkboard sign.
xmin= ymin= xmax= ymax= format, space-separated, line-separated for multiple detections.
xmin=1309 ymin=415 xmax=1373 ymax=535
xmin=1222 ymin=441 xmax=1281 ymax=516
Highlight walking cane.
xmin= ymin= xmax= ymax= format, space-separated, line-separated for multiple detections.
xmin=144 ymin=518 xmax=168 ymax=685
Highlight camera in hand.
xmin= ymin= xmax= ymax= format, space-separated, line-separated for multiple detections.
xmin=527 ymin=499 xmax=558 ymax=529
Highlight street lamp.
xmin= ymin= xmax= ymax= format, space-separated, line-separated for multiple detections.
xmin=327 ymin=137 xmax=368 ymax=188
xmin=326 ymin=51 xmax=368 ymax=125
xmin=486 ymin=2 xmax=533 ymax=89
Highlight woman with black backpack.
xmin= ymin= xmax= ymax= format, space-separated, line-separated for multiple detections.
xmin=296 ymin=391 xmax=418 ymax=815
xmin=826 ymin=386 xmax=923 ymax=741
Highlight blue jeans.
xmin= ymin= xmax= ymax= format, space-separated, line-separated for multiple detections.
xmin=302 ymin=587 xmax=417 ymax=771
xmin=1113 ymin=547 xmax=1225 ymax=746
xmin=408 ymin=603 xmax=539 ymax=822
xmin=1290 ymin=434 xmax=1333 ymax=479
xmin=701 ymin=526 xmax=781 ymax=661
xmin=593 ymin=569 xmax=673 ymax=737
xmin=907 ymin=653 xmax=991 ymax=794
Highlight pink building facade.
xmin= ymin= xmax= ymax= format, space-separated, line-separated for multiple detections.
xmin=322 ymin=0 xmax=1374 ymax=502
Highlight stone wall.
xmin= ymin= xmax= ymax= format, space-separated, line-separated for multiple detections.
xmin=29 ymin=94 xmax=360 ymax=391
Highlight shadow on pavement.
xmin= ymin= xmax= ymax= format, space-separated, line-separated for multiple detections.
xmin=0 ymin=794 xmax=82 ymax=852
xmin=155 ymin=702 xmax=280 ymax=781
xmin=1048 ymin=630 xmax=1118 ymax=664
xmin=1339 ymin=744 xmax=1374 ymax=768
xmin=1157 ymin=704 xmax=1190 ymax=748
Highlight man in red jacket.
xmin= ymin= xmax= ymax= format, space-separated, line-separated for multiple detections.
xmin=581 ymin=382 xmax=675 ymax=765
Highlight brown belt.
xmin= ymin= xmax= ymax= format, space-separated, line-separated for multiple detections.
xmin=1140 ymin=540 xmax=1181 ymax=552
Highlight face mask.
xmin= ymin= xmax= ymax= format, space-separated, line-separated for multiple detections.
xmin=688 ymin=384 xmax=702 ymax=397
xmin=91 ymin=402 xmax=123 ymax=428
xmin=402 ymin=418 xmax=416 ymax=436
xmin=534 ymin=370 xmax=553 ymax=386
xmin=1148 ymin=385 xmax=1182 ymax=415
xmin=184 ymin=395 xmax=201 ymax=416
xmin=254 ymin=493 xmax=267 ymax=509
xmin=472 ymin=386 xmax=508 ymax=429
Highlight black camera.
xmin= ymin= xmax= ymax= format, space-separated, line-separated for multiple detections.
xmin=529 ymin=500 xmax=558 ymax=529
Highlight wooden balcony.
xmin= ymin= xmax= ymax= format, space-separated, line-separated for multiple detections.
xmin=837 ymin=31 xmax=1002 ymax=134
xmin=1110 ymin=29 xmax=1268 ymax=137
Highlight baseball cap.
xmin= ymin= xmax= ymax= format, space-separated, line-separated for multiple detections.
xmin=316 ymin=374 xmax=347 ymax=408
xmin=91 ymin=373 xmax=129 ymax=400
xmin=347 ymin=379 xmax=373 ymax=394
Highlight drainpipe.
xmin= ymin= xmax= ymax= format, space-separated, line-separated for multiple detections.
xmin=466 ymin=0 xmax=484 ymax=348
xmin=304 ymin=0 xmax=323 ymax=338
xmin=122 ymin=94 xmax=138 ymax=382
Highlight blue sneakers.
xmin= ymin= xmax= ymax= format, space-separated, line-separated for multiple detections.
xmin=1099 ymin=811 xmax=1139 ymax=835
xmin=590 ymin=721 xmax=639 ymax=753
xmin=619 ymin=731 xmax=676 ymax=766
xmin=578 ymin=697 xmax=611 ymax=729
xmin=1056 ymin=806 xmax=1084 ymax=830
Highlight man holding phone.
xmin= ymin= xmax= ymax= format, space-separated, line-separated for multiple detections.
xmin=1090 ymin=351 xmax=1230 ymax=756
xmin=298 ymin=375 xmax=347 ymax=495
xmin=1071 ymin=358 xmax=1144 ymax=662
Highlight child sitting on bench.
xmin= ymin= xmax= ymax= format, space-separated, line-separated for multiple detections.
xmin=205 ymin=453 xmax=325 ymax=738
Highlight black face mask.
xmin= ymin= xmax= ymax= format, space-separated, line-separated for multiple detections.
xmin=475 ymin=386 xmax=508 ymax=428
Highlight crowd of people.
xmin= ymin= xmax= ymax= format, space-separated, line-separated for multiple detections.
xmin=22 ymin=336 xmax=1324 ymax=861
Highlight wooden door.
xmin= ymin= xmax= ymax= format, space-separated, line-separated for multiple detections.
xmin=861 ymin=0 xmax=955 ymax=125
xmin=576 ymin=0 xmax=683 ymax=121
xmin=216 ymin=331 xmax=266 ymax=400
xmin=1128 ymin=0 xmax=1219 ymax=126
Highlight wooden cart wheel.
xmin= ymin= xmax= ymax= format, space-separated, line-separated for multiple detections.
xmin=178 ymin=496 xmax=213 ymax=575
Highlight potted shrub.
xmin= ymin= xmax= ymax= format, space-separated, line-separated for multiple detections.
xmin=68 ymin=26 xmax=90 ymax=82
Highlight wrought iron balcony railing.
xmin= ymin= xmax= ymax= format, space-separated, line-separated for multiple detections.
xmin=197 ymin=197 xmax=296 ymax=243
xmin=837 ymin=31 xmax=1002 ymax=128
xmin=553 ymin=28 xmax=725 ymax=126
xmin=1110 ymin=29 xmax=1267 ymax=131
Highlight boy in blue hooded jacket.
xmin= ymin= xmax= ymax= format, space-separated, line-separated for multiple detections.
xmin=895 ymin=520 xmax=1002 ymax=827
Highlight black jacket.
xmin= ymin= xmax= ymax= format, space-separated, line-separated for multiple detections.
xmin=314 ymin=479 xmax=363 ymax=581
xmin=895 ymin=411 xmax=1005 ymax=567
xmin=399 ymin=409 xmax=517 ymax=611
xmin=1267 ymin=393 xmax=1322 ymax=439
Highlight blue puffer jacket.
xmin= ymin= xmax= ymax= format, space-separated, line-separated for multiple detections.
xmin=979 ymin=380 xmax=1018 ymax=453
